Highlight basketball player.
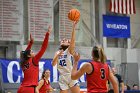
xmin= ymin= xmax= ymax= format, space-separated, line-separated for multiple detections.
xmin=71 ymin=46 xmax=119 ymax=93
xmin=52 ymin=21 xmax=80 ymax=93
xmin=17 ymin=26 xmax=52 ymax=93
xmin=36 ymin=69 xmax=53 ymax=93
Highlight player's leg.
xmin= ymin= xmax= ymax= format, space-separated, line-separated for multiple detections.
xmin=69 ymin=80 xmax=80 ymax=93
xmin=59 ymin=75 xmax=69 ymax=93
xmin=70 ymin=85 xmax=80 ymax=93
xmin=60 ymin=89 xmax=68 ymax=93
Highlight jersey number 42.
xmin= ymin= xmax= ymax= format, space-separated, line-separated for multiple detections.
xmin=59 ymin=59 xmax=67 ymax=66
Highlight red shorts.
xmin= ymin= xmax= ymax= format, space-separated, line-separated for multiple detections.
xmin=17 ymin=85 xmax=35 ymax=93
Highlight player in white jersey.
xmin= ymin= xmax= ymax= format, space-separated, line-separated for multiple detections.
xmin=52 ymin=21 xmax=80 ymax=93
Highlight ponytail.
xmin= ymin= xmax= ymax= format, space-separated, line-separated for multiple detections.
xmin=92 ymin=46 xmax=106 ymax=63
xmin=100 ymin=47 xmax=107 ymax=63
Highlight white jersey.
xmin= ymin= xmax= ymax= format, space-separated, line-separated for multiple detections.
xmin=57 ymin=48 xmax=74 ymax=75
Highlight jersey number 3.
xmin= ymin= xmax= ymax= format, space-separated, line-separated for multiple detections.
xmin=59 ymin=59 xmax=67 ymax=66
xmin=100 ymin=68 xmax=106 ymax=79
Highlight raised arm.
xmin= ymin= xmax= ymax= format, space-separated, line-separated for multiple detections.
xmin=26 ymin=34 xmax=34 ymax=50
xmin=34 ymin=26 xmax=52 ymax=65
xmin=68 ymin=21 xmax=78 ymax=55
xmin=71 ymin=63 xmax=90 ymax=80
xmin=52 ymin=50 xmax=63 ymax=66
xmin=71 ymin=53 xmax=91 ymax=80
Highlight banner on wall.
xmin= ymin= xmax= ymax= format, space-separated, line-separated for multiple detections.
xmin=103 ymin=15 xmax=130 ymax=38
xmin=0 ymin=59 xmax=111 ymax=83
xmin=0 ymin=59 xmax=90 ymax=83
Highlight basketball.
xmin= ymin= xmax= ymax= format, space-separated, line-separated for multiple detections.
xmin=68 ymin=9 xmax=80 ymax=21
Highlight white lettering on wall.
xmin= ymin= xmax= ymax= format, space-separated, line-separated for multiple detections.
xmin=4 ymin=60 xmax=87 ymax=83
xmin=53 ymin=64 xmax=58 ymax=82
xmin=106 ymin=24 xmax=127 ymax=30
xmin=7 ymin=61 xmax=21 ymax=83
xmin=39 ymin=61 xmax=45 ymax=80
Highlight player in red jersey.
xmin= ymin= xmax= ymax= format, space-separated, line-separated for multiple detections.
xmin=36 ymin=69 xmax=53 ymax=93
xmin=17 ymin=26 xmax=52 ymax=93
xmin=71 ymin=45 xmax=119 ymax=93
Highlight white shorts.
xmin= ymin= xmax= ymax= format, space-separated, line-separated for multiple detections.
xmin=59 ymin=74 xmax=79 ymax=90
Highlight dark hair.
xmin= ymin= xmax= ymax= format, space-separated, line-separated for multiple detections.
xmin=133 ymin=84 xmax=138 ymax=87
xmin=92 ymin=46 xmax=106 ymax=63
xmin=59 ymin=45 xmax=69 ymax=51
xmin=41 ymin=69 xmax=50 ymax=79
xmin=20 ymin=50 xmax=31 ymax=66
xmin=92 ymin=46 xmax=99 ymax=58
xmin=126 ymin=85 xmax=131 ymax=90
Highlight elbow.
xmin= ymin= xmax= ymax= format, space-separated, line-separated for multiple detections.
xmin=52 ymin=64 xmax=55 ymax=66
xmin=52 ymin=61 xmax=56 ymax=66
xmin=52 ymin=63 xmax=55 ymax=66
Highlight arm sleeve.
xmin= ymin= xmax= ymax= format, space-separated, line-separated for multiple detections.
xmin=26 ymin=41 xmax=33 ymax=50
xmin=33 ymin=32 xmax=49 ymax=65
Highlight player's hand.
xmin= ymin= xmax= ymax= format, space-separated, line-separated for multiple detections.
xmin=47 ymin=25 xmax=52 ymax=34
xmin=73 ymin=52 xmax=80 ymax=63
xmin=56 ymin=50 xmax=63 ymax=56
xmin=73 ymin=20 xmax=79 ymax=29
xmin=30 ymin=34 xmax=34 ymax=43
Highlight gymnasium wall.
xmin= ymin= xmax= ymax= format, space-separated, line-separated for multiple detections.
xmin=0 ymin=0 xmax=140 ymax=92
xmin=130 ymin=0 xmax=140 ymax=48
xmin=127 ymin=49 xmax=140 ymax=85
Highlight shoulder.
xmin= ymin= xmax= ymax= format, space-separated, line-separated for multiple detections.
xmin=39 ymin=79 xmax=45 ymax=84
xmin=82 ymin=62 xmax=92 ymax=68
xmin=83 ymin=62 xmax=94 ymax=74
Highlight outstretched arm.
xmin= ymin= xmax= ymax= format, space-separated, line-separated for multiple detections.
xmin=52 ymin=50 xmax=63 ymax=66
xmin=68 ymin=21 xmax=78 ymax=55
xmin=71 ymin=53 xmax=91 ymax=80
xmin=26 ymin=34 xmax=34 ymax=50
xmin=34 ymin=26 xmax=52 ymax=65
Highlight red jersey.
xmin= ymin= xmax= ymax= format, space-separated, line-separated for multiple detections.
xmin=39 ymin=79 xmax=51 ymax=93
xmin=21 ymin=32 xmax=49 ymax=87
xmin=86 ymin=61 xmax=109 ymax=93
